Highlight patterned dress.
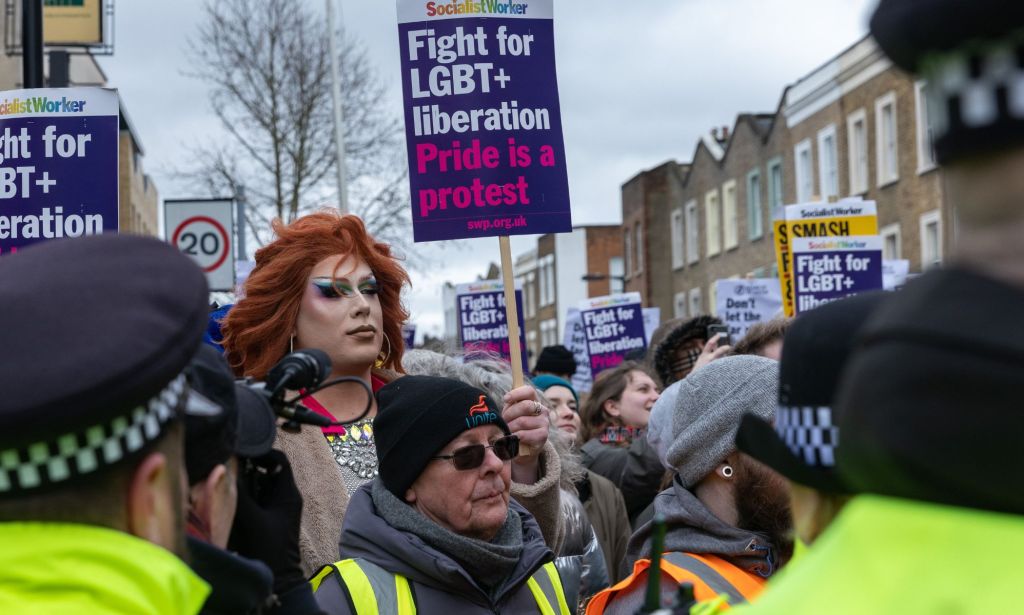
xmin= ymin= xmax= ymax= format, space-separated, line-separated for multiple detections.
xmin=300 ymin=391 xmax=382 ymax=497
xmin=324 ymin=418 xmax=378 ymax=495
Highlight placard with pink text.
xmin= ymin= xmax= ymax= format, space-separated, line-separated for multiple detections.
xmin=578 ymin=292 xmax=646 ymax=379
xmin=397 ymin=0 xmax=571 ymax=242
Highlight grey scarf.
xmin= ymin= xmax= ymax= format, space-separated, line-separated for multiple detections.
xmin=371 ymin=480 xmax=524 ymax=593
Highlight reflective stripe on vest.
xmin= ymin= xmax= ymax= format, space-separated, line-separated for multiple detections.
xmin=661 ymin=553 xmax=745 ymax=606
xmin=584 ymin=552 xmax=764 ymax=614
xmin=312 ymin=558 xmax=568 ymax=615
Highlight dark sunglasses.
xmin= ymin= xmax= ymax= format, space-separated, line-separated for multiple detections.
xmin=432 ymin=435 xmax=520 ymax=470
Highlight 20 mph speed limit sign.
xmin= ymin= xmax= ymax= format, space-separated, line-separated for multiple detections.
xmin=165 ymin=199 xmax=235 ymax=292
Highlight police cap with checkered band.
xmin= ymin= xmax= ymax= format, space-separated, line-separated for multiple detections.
xmin=735 ymin=292 xmax=887 ymax=494
xmin=870 ymin=0 xmax=1024 ymax=164
xmin=0 ymin=233 xmax=210 ymax=497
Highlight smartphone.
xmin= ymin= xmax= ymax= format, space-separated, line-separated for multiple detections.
xmin=706 ymin=324 xmax=732 ymax=346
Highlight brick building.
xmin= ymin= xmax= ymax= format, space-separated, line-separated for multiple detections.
xmin=631 ymin=35 xmax=947 ymax=318
xmin=516 ymin=225 xmax=623 ymax=365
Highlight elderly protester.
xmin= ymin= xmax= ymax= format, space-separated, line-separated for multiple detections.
xmin=312 ymin=376 xmax=570 ymax=614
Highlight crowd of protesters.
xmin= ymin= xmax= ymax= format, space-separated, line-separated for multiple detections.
xmin=2 ymin=0 xmax=1024 ymax=612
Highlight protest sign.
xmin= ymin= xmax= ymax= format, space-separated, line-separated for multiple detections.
xmin=0 ymin=88 xmax=119 ymax=255
xmin=883 ymin=259 xmax=910 ymax=291
xmin=775 ymin=200 xmax=878 ymax=316
xmin=714 ymin=279 xmax=783 ymax=340
xmin=792 ymin=236 xmax=883 ymax=313
xmin=397 ymin=0 xmax=571 ymax=242
xmin=402 ymin=323 xmax=417 ymax=349
xmin=579 ymin=292 xmax=646 ymax=378
xmin=772 ymin=213 xmax=794 ymax=318
xmin=455 ymin=280 xmax=527 ymax=371
xmin=642 ymin=307 xmax=660 ymax=344
xmin=562 ymin=308 xmax=592 ymax=393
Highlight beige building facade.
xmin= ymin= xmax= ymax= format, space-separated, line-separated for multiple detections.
xmin=632 ymin=36 xmax=947 ymax=318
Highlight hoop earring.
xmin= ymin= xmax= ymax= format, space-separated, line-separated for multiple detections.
xmin=722 ymin=465 xmax=734 ymax=478
xmin=375 ymin=332 xmax=392 ymax=368
xmin=289 ymin=336 xmax=295 ymax=354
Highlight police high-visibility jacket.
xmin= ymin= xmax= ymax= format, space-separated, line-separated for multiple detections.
xmin=585 ymin=551 xmax=765 ymax=614
xmin=721 ymin=495 xmax=1024 ymax=614
xmin=312 ymin=558 xmax=570 ymax=615
xmin=0 ymin=521 xmax=210 ymax=614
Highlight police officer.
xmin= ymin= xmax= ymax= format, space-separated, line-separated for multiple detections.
xmin=714 ymin=2 xmax=1024 ymax=612
xmin=0 ymin=234 xmax=212 ymax=613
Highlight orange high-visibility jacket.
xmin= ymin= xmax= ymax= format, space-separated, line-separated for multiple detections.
xmin=586 ymin=552 xmax=766 ymax=613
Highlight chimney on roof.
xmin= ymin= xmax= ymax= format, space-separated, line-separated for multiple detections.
xmin=711 ymin=127 xmax=719 ymax=141
xmin=721 ymin=125 xmax=730 ymax=141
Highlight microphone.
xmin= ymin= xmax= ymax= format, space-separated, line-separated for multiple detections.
xmin=265 ymin=349 xmax=331 ymax=399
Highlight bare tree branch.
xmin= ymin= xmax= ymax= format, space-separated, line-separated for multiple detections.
xmin=181 ymin=0 xmax=412 ymax=252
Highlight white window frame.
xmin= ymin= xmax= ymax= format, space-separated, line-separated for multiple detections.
xmin=722 ymin=180 xmax=738 ymax=250
xmin=747 ymin=169 xmax=764 ymax=240
xmin=548 ymin=258 xmax=556 ymax=306
xmin=919 ymin=209 xmax=943 ymax=270
xmin=846 ymin=108 xmax=869 ymax=195
xmin=705 ymin=189 xmax=721 ymax=257
xmin=635 ymin=225 xmax=644 ymax=273
xmin=767 ymin=157 xmax=784 ymax=220
xmin=875 ymin=91 xmax=899 ymax=187
xmin=688 ymin=287 xmax=702 ymax=317
xmin=817 ymin=124 xmax=839 ymax=199
xmin=881 ymin=223 xmax=902 ymax=260
xmin=623 ymin=230 xmax=632 ymax=278
xmin=794 ymin=138 xmax=815 ymax=202
xmin=608 ymin=256 xmax=624 ymax=294
xmin=708 ymin=283 xmax=718 ymax=316
xmin=685 ymin=199 xmax=699 ymax=264
xmin=671 ymin=208 xmax=684 ymax=269
xmin=915 ymin=81 xmax=937 ymax=174
xmin=673 ymin=291 xmax=687 ymax=319
xmin=528 ymin=272 xmax=537 ymax=317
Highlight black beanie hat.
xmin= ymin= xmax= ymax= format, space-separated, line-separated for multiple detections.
xmin=835 ymin=268 xmax=1024 ymax=515
xmin=534 ymin=345 xmax=577 ymax=376
xmin=374 ymin=375 xmax=511 ymax=498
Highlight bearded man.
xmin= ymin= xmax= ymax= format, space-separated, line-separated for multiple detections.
xmin=587 ymin=356 xmax=791 ymax=613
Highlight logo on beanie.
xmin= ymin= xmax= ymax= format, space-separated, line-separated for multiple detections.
xmin=465 ymin=395 xmax=498 ymax=428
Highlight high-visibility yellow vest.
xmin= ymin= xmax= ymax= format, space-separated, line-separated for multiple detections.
xmin=311 ymin=557 xmax=571 ymax=615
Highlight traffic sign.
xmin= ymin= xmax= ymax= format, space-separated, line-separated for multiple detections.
xmin=164 ymin=199 xmax=235 ymax=292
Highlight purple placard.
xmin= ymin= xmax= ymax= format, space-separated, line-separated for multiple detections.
xmin=579 ymin=293 xmax=647 ymax=378
xmin=792 ymin=236 xmax=884 ymax=313
xmin=0 ymin=88 xmax=119 ymax=256
xmin=456 ymin=280 xmax=528 ymax=372
xmin=397 ymin=1 xmax=571 ymax=242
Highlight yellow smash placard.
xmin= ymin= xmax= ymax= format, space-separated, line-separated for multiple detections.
xmin=774 ymin=200 xmax=878 ymax=316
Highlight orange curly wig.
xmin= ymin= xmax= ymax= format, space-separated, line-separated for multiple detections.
xmin=222 ymin=211 xmax=410 ymax=379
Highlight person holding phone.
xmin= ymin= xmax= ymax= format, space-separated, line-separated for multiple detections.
xmin=652 ymin=316 xmax=732 ymax=388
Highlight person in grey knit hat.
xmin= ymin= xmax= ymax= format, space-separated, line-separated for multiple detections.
xmin=666 ymin=355 xmax=778 ymax=488
xmin=589 ymin=356 xmax=792 ymax=613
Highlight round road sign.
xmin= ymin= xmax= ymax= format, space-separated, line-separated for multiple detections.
xmin=172 ymin=215 xmax=230 ymax=273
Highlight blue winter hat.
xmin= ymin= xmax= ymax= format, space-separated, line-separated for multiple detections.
xmin=531 ymin=375 xmax=578 ymax=406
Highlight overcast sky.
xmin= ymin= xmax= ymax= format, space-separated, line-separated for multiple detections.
xmin=99 ymin=0 xmax=876 ymax=340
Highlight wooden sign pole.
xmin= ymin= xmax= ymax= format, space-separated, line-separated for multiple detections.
xmin=498 ymin=235 xmax=524 ymax=388
xmin=499 ymin=235 xmax=539 ymax=458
